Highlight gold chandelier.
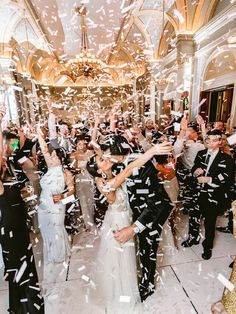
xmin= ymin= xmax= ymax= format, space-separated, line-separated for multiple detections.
xmin=61 ymin=5 xmax=109 ymax=83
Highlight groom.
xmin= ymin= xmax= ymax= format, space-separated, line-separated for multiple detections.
xmin=100 ymin=134 xmax=173 ymax=301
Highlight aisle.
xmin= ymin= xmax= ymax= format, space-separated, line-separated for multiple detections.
xmin=0 ymin=213 xmax=235 ymax=314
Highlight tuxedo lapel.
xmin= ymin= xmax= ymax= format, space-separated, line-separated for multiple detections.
xmin=207 ymin=151 xmax=222 ymax=177
xmin=197 ymin=150 xmax=208 ymax=170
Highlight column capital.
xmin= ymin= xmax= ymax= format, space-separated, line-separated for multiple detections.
xmin=176 ymin=33 xmax=194 ymax=43
xmin=0 ymin=57 xmax=15 ymax=85
xmin=176 ymin=34 xmax=195 ymax=65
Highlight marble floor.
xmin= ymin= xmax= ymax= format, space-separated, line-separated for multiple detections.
xmin=0 ymin=213 xmax=235 ymax=314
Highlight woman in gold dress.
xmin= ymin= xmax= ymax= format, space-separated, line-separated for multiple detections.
xmin=211 ymin=200 xmax=236 ymax=313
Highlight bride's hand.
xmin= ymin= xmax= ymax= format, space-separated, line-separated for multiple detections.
xmin=151 ymin=141 xmax=173 ymax=155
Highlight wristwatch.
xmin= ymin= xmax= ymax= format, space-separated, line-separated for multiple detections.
xmin=131 ymin=223 xmax=141 ymax=234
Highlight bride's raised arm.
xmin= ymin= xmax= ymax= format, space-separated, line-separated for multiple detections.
xmin=108 ymin=141 xmax=172 ymax=190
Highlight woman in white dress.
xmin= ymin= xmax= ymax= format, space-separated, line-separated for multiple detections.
xmin=37 ymin=126 xmax=74 ymax=266
xmin=86 ymin=141 xmax=172 ymax=312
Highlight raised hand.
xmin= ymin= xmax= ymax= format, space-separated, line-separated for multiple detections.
xmin=152 ymin=141 xmax=173 ymax=155
xmin=196 ymin=114 xmax=205 ymax=126
xmin=180 ymin=118 xmax=188 ymax=132
xmin=111 ymin=102 xmax=121 ymax=114
xmin=47 ymin=101 xmax=53 ymax=112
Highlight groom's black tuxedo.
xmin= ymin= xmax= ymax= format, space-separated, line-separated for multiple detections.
xmin=123 ymin=154 xmax=173 ymax=300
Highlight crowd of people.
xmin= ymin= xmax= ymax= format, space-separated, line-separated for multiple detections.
xmin=0 ymin=101 xmax=235 ymax=313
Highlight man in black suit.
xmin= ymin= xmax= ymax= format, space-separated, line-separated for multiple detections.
xmin=100 ymin=135 xmax=173 ymax=301
xmin=182 ymin=129 xmax=234 ymax=259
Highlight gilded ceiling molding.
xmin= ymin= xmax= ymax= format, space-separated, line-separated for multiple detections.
xmin=165 ymin=0 xmax=218 ymax=34
xmin=192 ymin=0 xmax=206 ymax=32
xmin=132 ymin=17 xmax=153 ymax=50
xmin=157 ymin=21 xmax=176 ymax=58
xmin=165 ymin=11 xmax=179 ymax=34
xmin=204 ymin=0 xmax=221 ymax=25
xmin=174 ymin=0 xmax=187 ymax=32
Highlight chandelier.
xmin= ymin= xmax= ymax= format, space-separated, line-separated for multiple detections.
xmin=61 ymin=5 xmax=108 ymax=83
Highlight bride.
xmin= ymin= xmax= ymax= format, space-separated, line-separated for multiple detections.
xmin=86 ymin=141 xmax=172 ymax=312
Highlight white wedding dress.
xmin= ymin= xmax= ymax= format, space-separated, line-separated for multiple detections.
xmin=38 ymin=166 xmax=71 ymax=264
xmin=91 ymin=188 xmax=140 ymax=313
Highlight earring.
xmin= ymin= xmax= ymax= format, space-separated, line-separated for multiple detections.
xmin=101 ymin=172 xmax=107 ymax=179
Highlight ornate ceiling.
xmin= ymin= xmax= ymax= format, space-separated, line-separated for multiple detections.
xmin=0 ymin=0 xmax=234 ymax=87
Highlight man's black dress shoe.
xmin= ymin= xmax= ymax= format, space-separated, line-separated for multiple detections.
xmin=140 ymin=290 xmax=154 ymax=302
xmin=181 ymin=238 xmax=199 ymax=248
xmin=202 ymin=249 xmax=212 ymax=260
xmin=216 ymin=226 xmax=232 ymax=234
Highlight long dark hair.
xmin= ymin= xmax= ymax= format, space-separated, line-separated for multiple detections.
xmin=86 ymin=155 xmax=102 ymax=178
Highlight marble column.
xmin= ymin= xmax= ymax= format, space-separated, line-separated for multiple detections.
xmin=231 ymin=82 xmax=236 ymax=128
xmin=133 ymin=77 xmax=140 ymax=122
xmin=191 ymin=53 xmax=207 ymax=120
xmin=150 ymin=79 xmax=156 ymax=122
xmin=0 ymin=58 xmax=20 ymax=124
xmin=176 ymin=34 xmax=195 ymax=115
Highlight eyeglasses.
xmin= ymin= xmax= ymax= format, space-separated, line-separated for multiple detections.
xmin=204 ymin=138 xmax=221 ymax=144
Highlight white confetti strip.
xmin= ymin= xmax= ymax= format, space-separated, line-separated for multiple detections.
xmin=217 ymin=273 xmax=235 ymax=292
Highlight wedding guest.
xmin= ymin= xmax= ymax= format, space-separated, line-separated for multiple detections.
xmin=71 ymin=134 xmax=95 ymax=230
xmin=37 ymin=125 xmax=74 ymax=267
xmin=211 ymin=200 xmax=236 ymax=314
xmin=174 ymin=118 xmax=205 ymax=213
xmin=182 ymin=129 xmax=234 ymax=260
xmin=0 ymin=105 xmax=44 ymax=313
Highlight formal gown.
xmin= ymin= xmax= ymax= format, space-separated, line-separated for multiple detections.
xmin=38 ymin=166 xmax=71 ymax=263
xmin=221 ymin=200 xmax=236 ymax=313
xmin=92 ymin=188 xmax=140 ymax=313
xmin=159 ymin=176 xmax=179 ymax=258
xmin=75 ymin=160 xmax=95 ymax=229
xmin=0 ymin=182 xmax=44 ymax=313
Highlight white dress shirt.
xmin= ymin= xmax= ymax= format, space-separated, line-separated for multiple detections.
xmin=205 ymin=148 xmax=219 ymax=176
xmin=174 ymin=138 xmax=205 ymax=170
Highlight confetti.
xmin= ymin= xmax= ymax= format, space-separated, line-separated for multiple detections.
xmin=217 ymin=273 xmax=235 ymax=292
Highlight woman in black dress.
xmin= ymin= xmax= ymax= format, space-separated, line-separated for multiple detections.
xmin=0 ymin=106 xmax=44 ymax=313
